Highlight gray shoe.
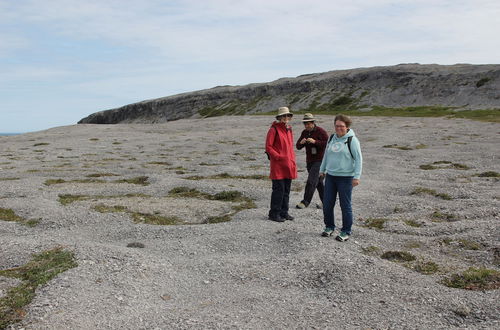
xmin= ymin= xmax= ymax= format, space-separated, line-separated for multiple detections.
xmin=316 ymin=202 xmax=323 ymax=209
xmin=296 ymin=202 xmax=307 ymax=209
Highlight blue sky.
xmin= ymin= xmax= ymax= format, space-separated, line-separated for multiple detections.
xmin=1 ymin=0 xmax=499 ymax=133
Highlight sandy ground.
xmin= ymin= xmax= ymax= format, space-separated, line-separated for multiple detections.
xmin=0 ymin=115 xmax=499 ymax=329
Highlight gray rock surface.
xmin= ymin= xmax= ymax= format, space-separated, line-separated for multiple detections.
xmin=78 ymin=64 xmax=500 ymax=124
xmin=0 ymin=115 xmax=499 ymax=329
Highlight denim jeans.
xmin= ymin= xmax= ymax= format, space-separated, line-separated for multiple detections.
xmin=302 ymin=161 xmax=324 ymax=206
xmin=269 ymin=179 xmax=292 ymax=218
xmin=323 ymin=174 xmax=353 ymax=234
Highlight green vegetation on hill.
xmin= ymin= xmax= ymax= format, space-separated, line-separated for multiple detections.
xmin=258 ymin=105 xmax=500 ymax=123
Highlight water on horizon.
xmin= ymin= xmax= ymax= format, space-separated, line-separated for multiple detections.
xmin=0 ymin=133 xmax=22 ymax=136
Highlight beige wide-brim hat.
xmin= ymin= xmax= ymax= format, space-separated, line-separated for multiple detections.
xmin=276 ymin=106 xmax=293 ymax=119
xmin=302 ymin=113 xmax=315 ymax=122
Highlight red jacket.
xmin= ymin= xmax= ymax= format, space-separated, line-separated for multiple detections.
xmin=265 ymin=122 xmax=297 ymax=180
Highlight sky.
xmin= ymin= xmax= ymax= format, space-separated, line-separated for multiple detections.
xmin=1 ymin=0 xmax=499 ymax=133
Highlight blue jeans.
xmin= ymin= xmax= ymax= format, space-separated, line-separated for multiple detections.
xmin=323 ymin=175 xmax=353 ymax=234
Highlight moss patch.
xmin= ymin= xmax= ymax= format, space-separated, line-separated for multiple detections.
xmin=381 ymin=251 xmax=416 ymax=262
xmin=442 ymin=267 xmax=499 ymax=290
xmin=45 ymin=176 xmax=149 ymax=186
xmin=86 ymin=173 xmax=119 ymax=177
xmin=168 ymin=186 xmax=257 ymax=223
xmin=0 ymin=208 xmax=25 ymax=222
xmin=93 ymin=204 xmax=129 ymax=213
xmin=419 ymin=161 xmax=470 ymax=170
xmin=58 ymin=193 xmax=151 ymax=205
xmin=185 ymin=172 xmax=268 ymax=180
xmin=383 ymin=144 xmax=413 ymax=150
xmin=477 ymin=171 xmax=500 ymax=177
xmin=0 ymin=208 xmax=37 ymax=227
xmin=115 ymin=176 xmax=149 ymax=186
xmin=0 ymin=247 xmax=77 ymax=328
xmin=131 ymin=212 xmax=182 ymax=225
xmin=404 ymin=219 xmax=422 ymax=227
xmin=0 ymin=178 xmax=20 ymax=181
xmin=411 ymin=187 xmax=452 ymax=200
xmin=362 ymin=218 xmax=389 ymax=230
xmin=412 ymin=260 xmax=440 ymax=275
xmin=431 ymin=211 xmax=459 ymax=222
xmin=126 ymin=242 xmax=145 ymax=248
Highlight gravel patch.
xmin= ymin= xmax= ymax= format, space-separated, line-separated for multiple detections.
xmin=0 ymin=115 xmax=499 ymax=329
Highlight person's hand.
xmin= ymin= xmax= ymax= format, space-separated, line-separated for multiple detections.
xmin=300 ymin=138 xmax=307 ymax=145
xmin=306 ymin=138 xmax=315 ymax=144
xmin=319 ymin=172 xmax=325 ymax=178
xmin=352 ymin=179 xmax=360 ymax=187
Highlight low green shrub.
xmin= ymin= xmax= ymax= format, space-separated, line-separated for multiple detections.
xmin=413 ymin=260 xmax=440 ymax=274
xmin=93 ymin=204 xmax=128 ymax=213
xmin=205 ymin=214 xmax=232 ymax=224
xmin=477 ymin=171 xmax=500 ymax=177
xmin=411 ymin=187 xmax=452 ymax=200
xmin=381 ymin=251 xmax=416 ymax=262
xmin=404 ymin=219 xmax=422 ymax=227
xmin=127 ymin=242 xmax=145 ymax=248
xmin=442 ymin=267 xmax=499 ymax=290
xmin=0 ymin=247 xmax=77 ymax=328
xmin=0 ymin=208 xmax=25 ymax=222
xmin=362 ymin=218 xmax=389 ymax=230
xmin=431 ymin=211 xmax=459 ymax=222
xmin=131 ymin=212 xmax=181 ymax=225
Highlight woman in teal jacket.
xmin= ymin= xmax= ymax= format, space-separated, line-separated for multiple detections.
xmin=319 ymin=114 xmax=362 ymax=241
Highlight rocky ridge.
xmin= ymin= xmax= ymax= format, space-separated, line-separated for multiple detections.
xmin=78 ymin=63 xmax=500 ymax=124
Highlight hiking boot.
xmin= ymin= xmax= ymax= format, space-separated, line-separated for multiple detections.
xmin=316 ymin=202 xmax=323 ymax=209
xmin=335 ymin=231 xmax=350 ymax=242
xmin=282 ymin=214 xmax=294 ymax=221
xmin=321 ymin=227 xmax=335 ymax=237
xmin=296 ymin=202 xmax=307 ymax=209
xmin=268 ymin=215 xmax=285 ymax=222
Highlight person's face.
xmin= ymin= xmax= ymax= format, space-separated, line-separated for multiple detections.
xmin=279 ymin=114 xmax=293 ymax=124
xmin=303 ymin=121 xmax=315 ymax=131
xmin=335 ymin=120 xmax=348 ymax=137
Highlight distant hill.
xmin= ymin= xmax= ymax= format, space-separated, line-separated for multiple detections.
xmin=78 ymin=63 xmax=500 ymax=124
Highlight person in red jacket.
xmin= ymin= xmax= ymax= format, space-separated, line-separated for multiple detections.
xmin=295 ymin=113 xmax=329 ymax=209
xmin=265 ymin=106 xmax=298 ymax=222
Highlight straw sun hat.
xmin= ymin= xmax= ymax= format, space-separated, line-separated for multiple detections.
xmin=276 ymin=106 xmax=293 ymax=119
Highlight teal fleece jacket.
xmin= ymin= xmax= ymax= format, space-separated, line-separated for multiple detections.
xmin=319 ymin=129 xmax=362 ymax=179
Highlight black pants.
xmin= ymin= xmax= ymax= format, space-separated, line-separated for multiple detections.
xmin=269 ymin=179 xmax=292 ymax=218
xmin=301 ymin=161 xmax=324 ymax=206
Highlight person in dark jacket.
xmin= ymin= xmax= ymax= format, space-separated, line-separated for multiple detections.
xmin=265 ymin=106 xmax=298 ymax=222
xmin=295 ymin=113 xmax=329 ymax=209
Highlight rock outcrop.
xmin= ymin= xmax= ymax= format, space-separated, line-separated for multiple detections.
xmin=78 ymin=63 xmax=500 ymax=124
